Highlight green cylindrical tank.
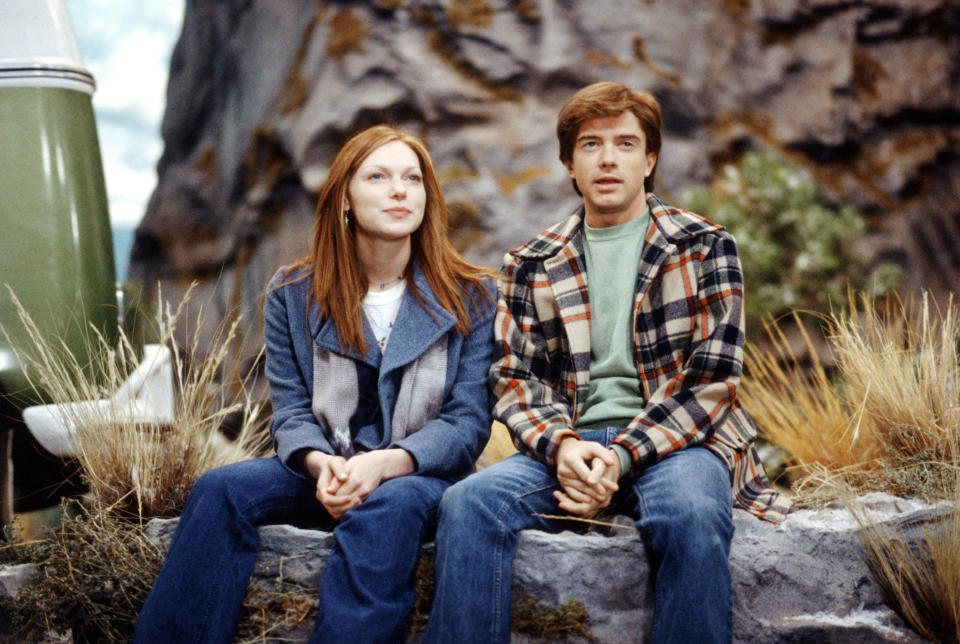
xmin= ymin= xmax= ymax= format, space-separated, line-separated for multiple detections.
xmin=0 ymin=0 xmax=117 ymax=406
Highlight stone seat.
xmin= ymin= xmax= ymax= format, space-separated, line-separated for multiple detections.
xmin=135 ymin=492 xmax=936 ymax=643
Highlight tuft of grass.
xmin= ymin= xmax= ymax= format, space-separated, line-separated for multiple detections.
xmin=512 ymin=595 xmax=597 ymax=641
xmin=849 ymin=475 xmax=960 ymax=643
xmin=236 ymin=581 xmax=318 ymax=643
xmin=4 ymin=502 xmax=164 ymax=642
xmin=742 ymin=291 xmax=960 ymax=503
xmin=4 ymin=285 xmax=271 ymax=520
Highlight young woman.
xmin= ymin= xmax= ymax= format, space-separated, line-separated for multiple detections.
xmin=134 ymin=125 xmax=496 ymax=643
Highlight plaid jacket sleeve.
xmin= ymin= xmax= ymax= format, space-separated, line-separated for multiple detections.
xmin=489 ymin=258 xmax=580 ymax=466
xmin=613 ymin=231 xmax=748 ymax=476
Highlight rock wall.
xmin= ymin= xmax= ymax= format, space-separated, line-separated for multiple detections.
xmin=130 ymin=0 xmax=960 ymax=357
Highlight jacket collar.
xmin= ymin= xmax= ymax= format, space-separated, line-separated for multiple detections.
xmin=509 ymin=193 xmax=725 ymax=261
xmin=311 ymin=260 xmax=456 ymax=370
xmin=506 ymin=194 xmax=726 ymax=399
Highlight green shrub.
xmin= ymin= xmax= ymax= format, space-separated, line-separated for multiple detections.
xmin=679 ymin=151 xmax=900 ymax=336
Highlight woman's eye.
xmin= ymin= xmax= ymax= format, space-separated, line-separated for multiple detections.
xmin=369 ymin=172 xmax=385 ymax=180
xmin=406 ymin=174 xmax=423 ymax=183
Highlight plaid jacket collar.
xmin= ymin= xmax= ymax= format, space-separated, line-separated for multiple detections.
xmin=510 ymin=193 xmax=725 ymax=262
xmin=508 ymin=193 xmax=726 ymax=388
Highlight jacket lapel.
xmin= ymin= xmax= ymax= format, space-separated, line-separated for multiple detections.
xmin=312 ymin=313 xmax=381 ymax=368
xmin=542 ymin=214 xmax=592 ymax=401
xmin=634 ymin=212 xmax=674 ymax=310
xmin=380 ymin=263 xmax=456 ymax=375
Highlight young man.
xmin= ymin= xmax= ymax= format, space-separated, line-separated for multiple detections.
xmin=424 ymin=82 xmax=791 ymax=643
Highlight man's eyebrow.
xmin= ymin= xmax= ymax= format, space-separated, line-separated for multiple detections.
xmin=576 ymin=132 xmax=643 ymax=141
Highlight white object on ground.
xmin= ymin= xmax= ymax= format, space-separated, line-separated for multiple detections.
xmin=22 ymin=343 xmax=175 ymax=457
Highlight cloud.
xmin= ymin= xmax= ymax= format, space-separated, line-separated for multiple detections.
xmin=67 ymin=0 xmax=184 ymax=227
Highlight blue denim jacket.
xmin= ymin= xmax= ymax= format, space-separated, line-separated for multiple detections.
xmin=264 ymin=262 xmax=495 ymax=481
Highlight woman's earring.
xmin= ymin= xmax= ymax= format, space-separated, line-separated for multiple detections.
xmin=344 ymin=209 xmax=352 ymax=224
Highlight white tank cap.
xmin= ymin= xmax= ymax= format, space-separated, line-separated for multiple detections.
xmin=0 ymin=0 xmax=96 ymax=94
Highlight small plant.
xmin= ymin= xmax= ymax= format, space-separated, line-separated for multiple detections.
xmin=3 ymin=502 xmax=164 ymax=642
xmin=742 ymin=290 xmax=960 ymax=502
xmin=680 ymin=151 xmax=900 ymax=336
xmin=512 ymin=595 xmax=597 ymax=641
xmin=850 ymin=492 xmax=960 ymax=644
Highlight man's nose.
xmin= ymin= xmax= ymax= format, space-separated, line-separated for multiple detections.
xmin=599 ymin=144 xmax=617 ymax=167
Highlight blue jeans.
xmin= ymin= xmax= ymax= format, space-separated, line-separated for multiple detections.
xmin=424 ymin=429 xmax=734 ymax=644
xmin=134 ymin=457 xmax=449 ymax=644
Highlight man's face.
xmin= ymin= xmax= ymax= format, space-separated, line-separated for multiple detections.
xmin=565 ymin=111 xmax=657 ymax=228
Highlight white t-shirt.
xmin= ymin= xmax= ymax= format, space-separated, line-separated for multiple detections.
xmin=363 ymin=281 xmax=406 ymax=352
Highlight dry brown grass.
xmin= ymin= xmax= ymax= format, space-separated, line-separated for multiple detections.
xmin=745 ymin=290 xmax=960 ymax=641
xmin=5 ymin=285 xmax=271 ymax=519
xmin=4 ymin=502 xmax=164 ymax=642
xmin=742 ymin=291 xmax=960 ymax=502
xmin=851 ymin=487 xmax=960 ymax=644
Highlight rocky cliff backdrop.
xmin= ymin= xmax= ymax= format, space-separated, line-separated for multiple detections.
xmin=130 ymin=0 xmax=960 ymax=361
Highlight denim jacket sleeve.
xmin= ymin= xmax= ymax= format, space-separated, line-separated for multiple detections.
xmin=390 ymin=285 xmax=496 ymax=480
xmin=264 ymin=271 xmax=334 ymax=470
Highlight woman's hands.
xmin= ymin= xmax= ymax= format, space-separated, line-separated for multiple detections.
xmin=303 ymin=449 xmax=415 ymax=519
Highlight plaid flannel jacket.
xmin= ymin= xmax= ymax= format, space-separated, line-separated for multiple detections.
xmin=491 ymin=194 xmax=791 ymax=523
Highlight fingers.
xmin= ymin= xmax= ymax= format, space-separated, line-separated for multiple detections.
xmin=556 ymin=478 xmax=615 ymax=511
xmin=316 ymin=453 xmax=386 ymax=517
xmin=585 ymin=457 xmax=606 ymax=487
xmin=558 ymin=472 xmax=610 ymax=503
xmin=316 ymin=476 xmax=360 ymax=520
xmin=559 ymin=441 xmax=616 ymax=481
xmin=557 ymin=482 xmax=596 ymax=504
xmin=325 ymin=457 xmax=349 ymax=493
xmin=558 ymin=443 xmax=620 ymax=503
xmin=322 ymin=495 xmax=359 ymax=520
xmin=553 ymin=489 xmax=607 ymax=518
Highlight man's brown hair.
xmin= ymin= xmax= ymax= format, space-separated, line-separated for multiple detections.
xmin=556 ymin=82 xmax=663 ymax=193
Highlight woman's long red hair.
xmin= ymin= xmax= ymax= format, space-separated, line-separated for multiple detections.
xmin=283 ymin=125 xmax=493 ymax=354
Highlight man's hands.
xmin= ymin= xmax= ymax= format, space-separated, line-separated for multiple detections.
xmin=303 ymin=449 xmax=415 ymax=519
xmin=554 ymin=437 xmax=621 ymax=518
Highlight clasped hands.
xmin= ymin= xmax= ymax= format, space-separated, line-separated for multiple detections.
xmin=303 ymin=449 xmax=414 ymax=519
xmin=554 ymin=437 xmax=622 ymax=518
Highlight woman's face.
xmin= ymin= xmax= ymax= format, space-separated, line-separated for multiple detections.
xmin=345 ymin=140 xmax=427 ymax=245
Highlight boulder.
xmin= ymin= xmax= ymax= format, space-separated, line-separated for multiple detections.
xmin=142 ymin=492 xmax=938 ymax=642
